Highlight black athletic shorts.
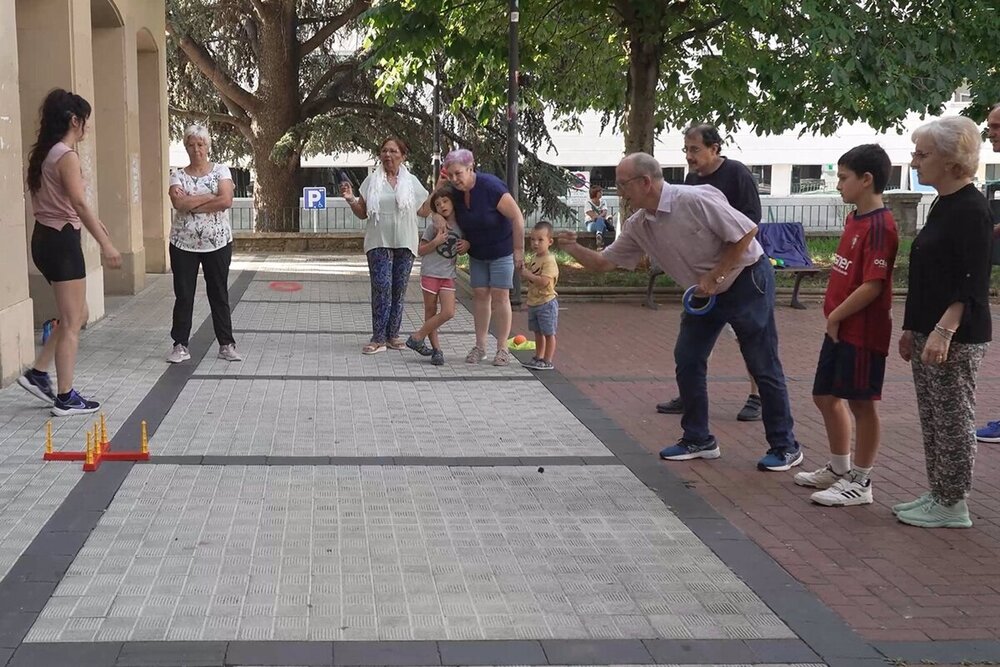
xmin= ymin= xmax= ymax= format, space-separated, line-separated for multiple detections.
xmin=31 ymin=222 xmax=85 ymax=283
xmin=812 ymin=335 xmax=886 ymax=401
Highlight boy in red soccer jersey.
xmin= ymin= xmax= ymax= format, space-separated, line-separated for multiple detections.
xmin=793 ymin=144 xmax=899 ymax=506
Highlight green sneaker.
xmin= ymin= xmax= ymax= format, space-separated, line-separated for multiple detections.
xmin=892 ymin=492 xmax=933 ymax=515
xmin=896 ymin=498 xmax=972 ymax=529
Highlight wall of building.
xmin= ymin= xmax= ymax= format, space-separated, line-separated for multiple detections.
xmin=0 ymin=0 xmax=168 ymax=387
xmin=0 ymin=0 xmax=35 ymax=386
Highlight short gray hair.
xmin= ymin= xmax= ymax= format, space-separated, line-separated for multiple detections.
xmin=183 ymin=124 xmax=211 ymax=149
xmin=622 ymin=152 xmax=664 ymax=181
xmin=443 ymin=148 xmax=474 ymax=169
xmin=911 ymin=116 xmax=981 ymax=179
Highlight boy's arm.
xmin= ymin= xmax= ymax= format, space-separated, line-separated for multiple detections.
xmin=826 ymin=280 xmax=884 ymax=340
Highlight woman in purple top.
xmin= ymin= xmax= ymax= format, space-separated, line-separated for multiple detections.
xmin=440 ymin=149 xmax=526 ymax=366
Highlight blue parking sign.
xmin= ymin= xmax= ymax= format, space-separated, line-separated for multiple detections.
xmin=303 ymin=187 xmax=327 ymax=209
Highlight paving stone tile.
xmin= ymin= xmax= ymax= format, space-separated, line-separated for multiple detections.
xmin=115 ymin=640 xmax=227 ymax=666
xmin=226 ymin=640 xmax=333 ymax=665
xmin=8 ymin=641 xmax=122 ymax=667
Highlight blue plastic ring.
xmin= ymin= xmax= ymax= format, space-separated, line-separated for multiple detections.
xmin=683 ymin=285 xmax=716 ymax=315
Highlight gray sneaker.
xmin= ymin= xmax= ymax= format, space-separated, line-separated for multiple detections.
xmin=218 ymin=344 xmax=242 ymax=362
xmin=531 ymin=359 xmax=554 ymax=371
xmin=405 ymin=336 xmax=434 ymax=356
xmin=166 ymin=344 xmax=191 ymax=364
xmin=430 ymin=349 xmax=445 ymax=366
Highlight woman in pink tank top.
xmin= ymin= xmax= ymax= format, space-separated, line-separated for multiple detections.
xmin=16 ymin=89 xmax=122 ymax=417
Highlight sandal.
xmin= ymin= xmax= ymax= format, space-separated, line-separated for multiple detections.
xmin=386 ymin=338 xmax=407 ymax=350
xmin=362 ymin=342 xmax=386 ymax=355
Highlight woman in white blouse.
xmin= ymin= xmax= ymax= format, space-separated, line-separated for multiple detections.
xmin=341 ymin=137 xmax=430 ymax=354
xmin=166 ymin=124 xmax=241 ymax=364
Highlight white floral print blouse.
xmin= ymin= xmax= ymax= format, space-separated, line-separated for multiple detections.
xmin=169 ymin=164 xmax=234 ymax=252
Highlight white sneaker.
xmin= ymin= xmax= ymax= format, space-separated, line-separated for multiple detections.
xmin=810 ymin=477 xmax=873 ymax=507
xmin=793 ymin=463 xmax=842 ymax=489
xmin=166 ymin=344 xmax=191 ymax=364
xmin=218 ymin=344 xmax=242 ymax=362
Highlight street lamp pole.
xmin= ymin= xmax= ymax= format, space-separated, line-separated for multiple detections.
xmin=507 ymin=0 xmax=522 ymax=306
xmin=432 ymin=57 xmax=442 ymax=185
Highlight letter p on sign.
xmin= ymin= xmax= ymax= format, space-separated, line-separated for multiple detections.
xmin=303 ymin=187 xmax=327 ymax=209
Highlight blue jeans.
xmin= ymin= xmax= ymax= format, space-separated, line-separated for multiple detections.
xmin=586 ymin=218 xmax=608 ymax=234
xmin=674 ymin=257 xmax=799 ymax=454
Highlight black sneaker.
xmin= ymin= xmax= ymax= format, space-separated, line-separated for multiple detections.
xmin=17 ymin=369 xmax=55 ymax=405
xmin=656 ymin=397 xmax=684 ymax=414
xmin=531 ymin=360 xmax=554 ymax=371
xmin=737 ymin=394 xmax=762 ymax=421
xmin=430 ymin=349 xmax=445 ymax=366
xmin=50 ymin=389 xmax=100 ymax=417
xmin=405 ymin=336 xmax=433 ymax=356
xmin=659 ymin=436 xmax=720 ymax=461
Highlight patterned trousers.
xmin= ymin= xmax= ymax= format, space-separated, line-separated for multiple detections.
xmin=911 ymin=333 xmax=988 ymax=504
xmin=366 ymin=247 xmax=414 ymax=344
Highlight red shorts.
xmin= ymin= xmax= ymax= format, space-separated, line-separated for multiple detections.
xmin=420 ymin=276 xmax=456 ymax=294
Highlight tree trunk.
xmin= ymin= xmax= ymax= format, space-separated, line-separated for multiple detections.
xmin=252 ymin=144 xmax=301 ymax=232
xmin=623 ymin=35 xmax=660 ymax=155
xmin=251 ymin=0 xmax=305 ymax=232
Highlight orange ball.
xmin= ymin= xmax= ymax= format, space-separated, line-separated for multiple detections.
xmin=513 ymin=335 xmax=527 ymax=345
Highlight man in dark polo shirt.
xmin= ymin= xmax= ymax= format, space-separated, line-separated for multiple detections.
xmin=974 ymin=102 xmax=1000 ymax=443
xmin=655 ymin=124 xmax=764 ymax=422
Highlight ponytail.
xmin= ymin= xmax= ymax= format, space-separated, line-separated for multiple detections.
xmin=26 ymin=89 xmax=91 ymax=194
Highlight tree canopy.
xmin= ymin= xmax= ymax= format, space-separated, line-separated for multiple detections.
xmin=368 ymin=0 xmax=1000 ymax=155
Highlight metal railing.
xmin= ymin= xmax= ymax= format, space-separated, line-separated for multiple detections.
xmin=209 ymin=197 xmax=936 ymax=234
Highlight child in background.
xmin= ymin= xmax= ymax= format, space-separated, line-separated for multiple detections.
xmin=521 ymin=221 xmax=559 ymax=370
xmin=406 ymin=186 xmax=466 ymax=365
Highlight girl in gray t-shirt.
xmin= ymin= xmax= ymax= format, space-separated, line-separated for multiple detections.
xmin=404 ymin=186 xmax=467 ymax=365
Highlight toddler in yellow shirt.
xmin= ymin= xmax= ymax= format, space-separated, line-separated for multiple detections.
xmin=520 ymin=221 xmax=559 ymax=370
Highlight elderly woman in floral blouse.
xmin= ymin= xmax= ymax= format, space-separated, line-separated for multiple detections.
xmin=166 ymin=124 xmax=241 ymax=364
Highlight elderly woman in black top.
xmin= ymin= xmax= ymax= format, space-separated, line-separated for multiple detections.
xmin=895 ymin=116 xmax=993 ymax=529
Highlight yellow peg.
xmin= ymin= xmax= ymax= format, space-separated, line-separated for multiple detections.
xmin=45 ymin=420 xmax=53 ymax=455
xmin=100 ymin=413 xmax=108 ymax=447
xmin=140 ymin=420 xmax=148 ymax=455
xmin=85 ymin=431 xmax=94 ymax=466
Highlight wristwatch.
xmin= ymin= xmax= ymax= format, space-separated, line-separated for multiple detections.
xmin=715 ymin=274 xmax=726 ymax=284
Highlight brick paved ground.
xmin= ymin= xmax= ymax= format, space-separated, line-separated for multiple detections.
xmin=523 ymin=297 xmax=1000 ymax=643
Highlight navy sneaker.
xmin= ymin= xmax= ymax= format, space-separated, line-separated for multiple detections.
xmin=430 ymin=349 xmax=445 ymax=366
xmin=405 ymin=336 xmax=433 ymax=357
xmin=17 ymin=369 xmax=55 ymax=405
xmin=976 ymin=421 xmax=1000 ymax=443
xmin=50 ymin=389 xmax=100 ymax=417
xmin=757 ymin=447 xmax=804 ymax=472
xmin=659 ymin=437 xmax=720 ymax=461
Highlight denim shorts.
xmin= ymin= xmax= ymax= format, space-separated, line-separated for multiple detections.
xmin=468 ymin=254 xmax=514 ymax=289
xmin=528 ymin=298 xmax=558 ymax=335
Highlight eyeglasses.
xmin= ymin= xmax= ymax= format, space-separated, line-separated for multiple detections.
xmin=615 ymin=175 xmax=645 ymax=189
xmin=911 ymin=150 xmax=933 ymax=160
xmin=681 ymin=146 xmax=704 ymax=154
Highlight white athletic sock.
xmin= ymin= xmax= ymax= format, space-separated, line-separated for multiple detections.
xmin=849 ymin=465 xmax=872 ymax=485
xmin=830 ymin=454 xmax=852 ymax=476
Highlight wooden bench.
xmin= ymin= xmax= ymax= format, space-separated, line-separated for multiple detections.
xmin=643 ymin=264 xmax=824 ymax=310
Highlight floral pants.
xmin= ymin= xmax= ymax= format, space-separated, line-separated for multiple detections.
xmin=911 ymin=333 xmax=988 ymax=504
xmin=367 ymin=247 xmax=414 ymax=343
